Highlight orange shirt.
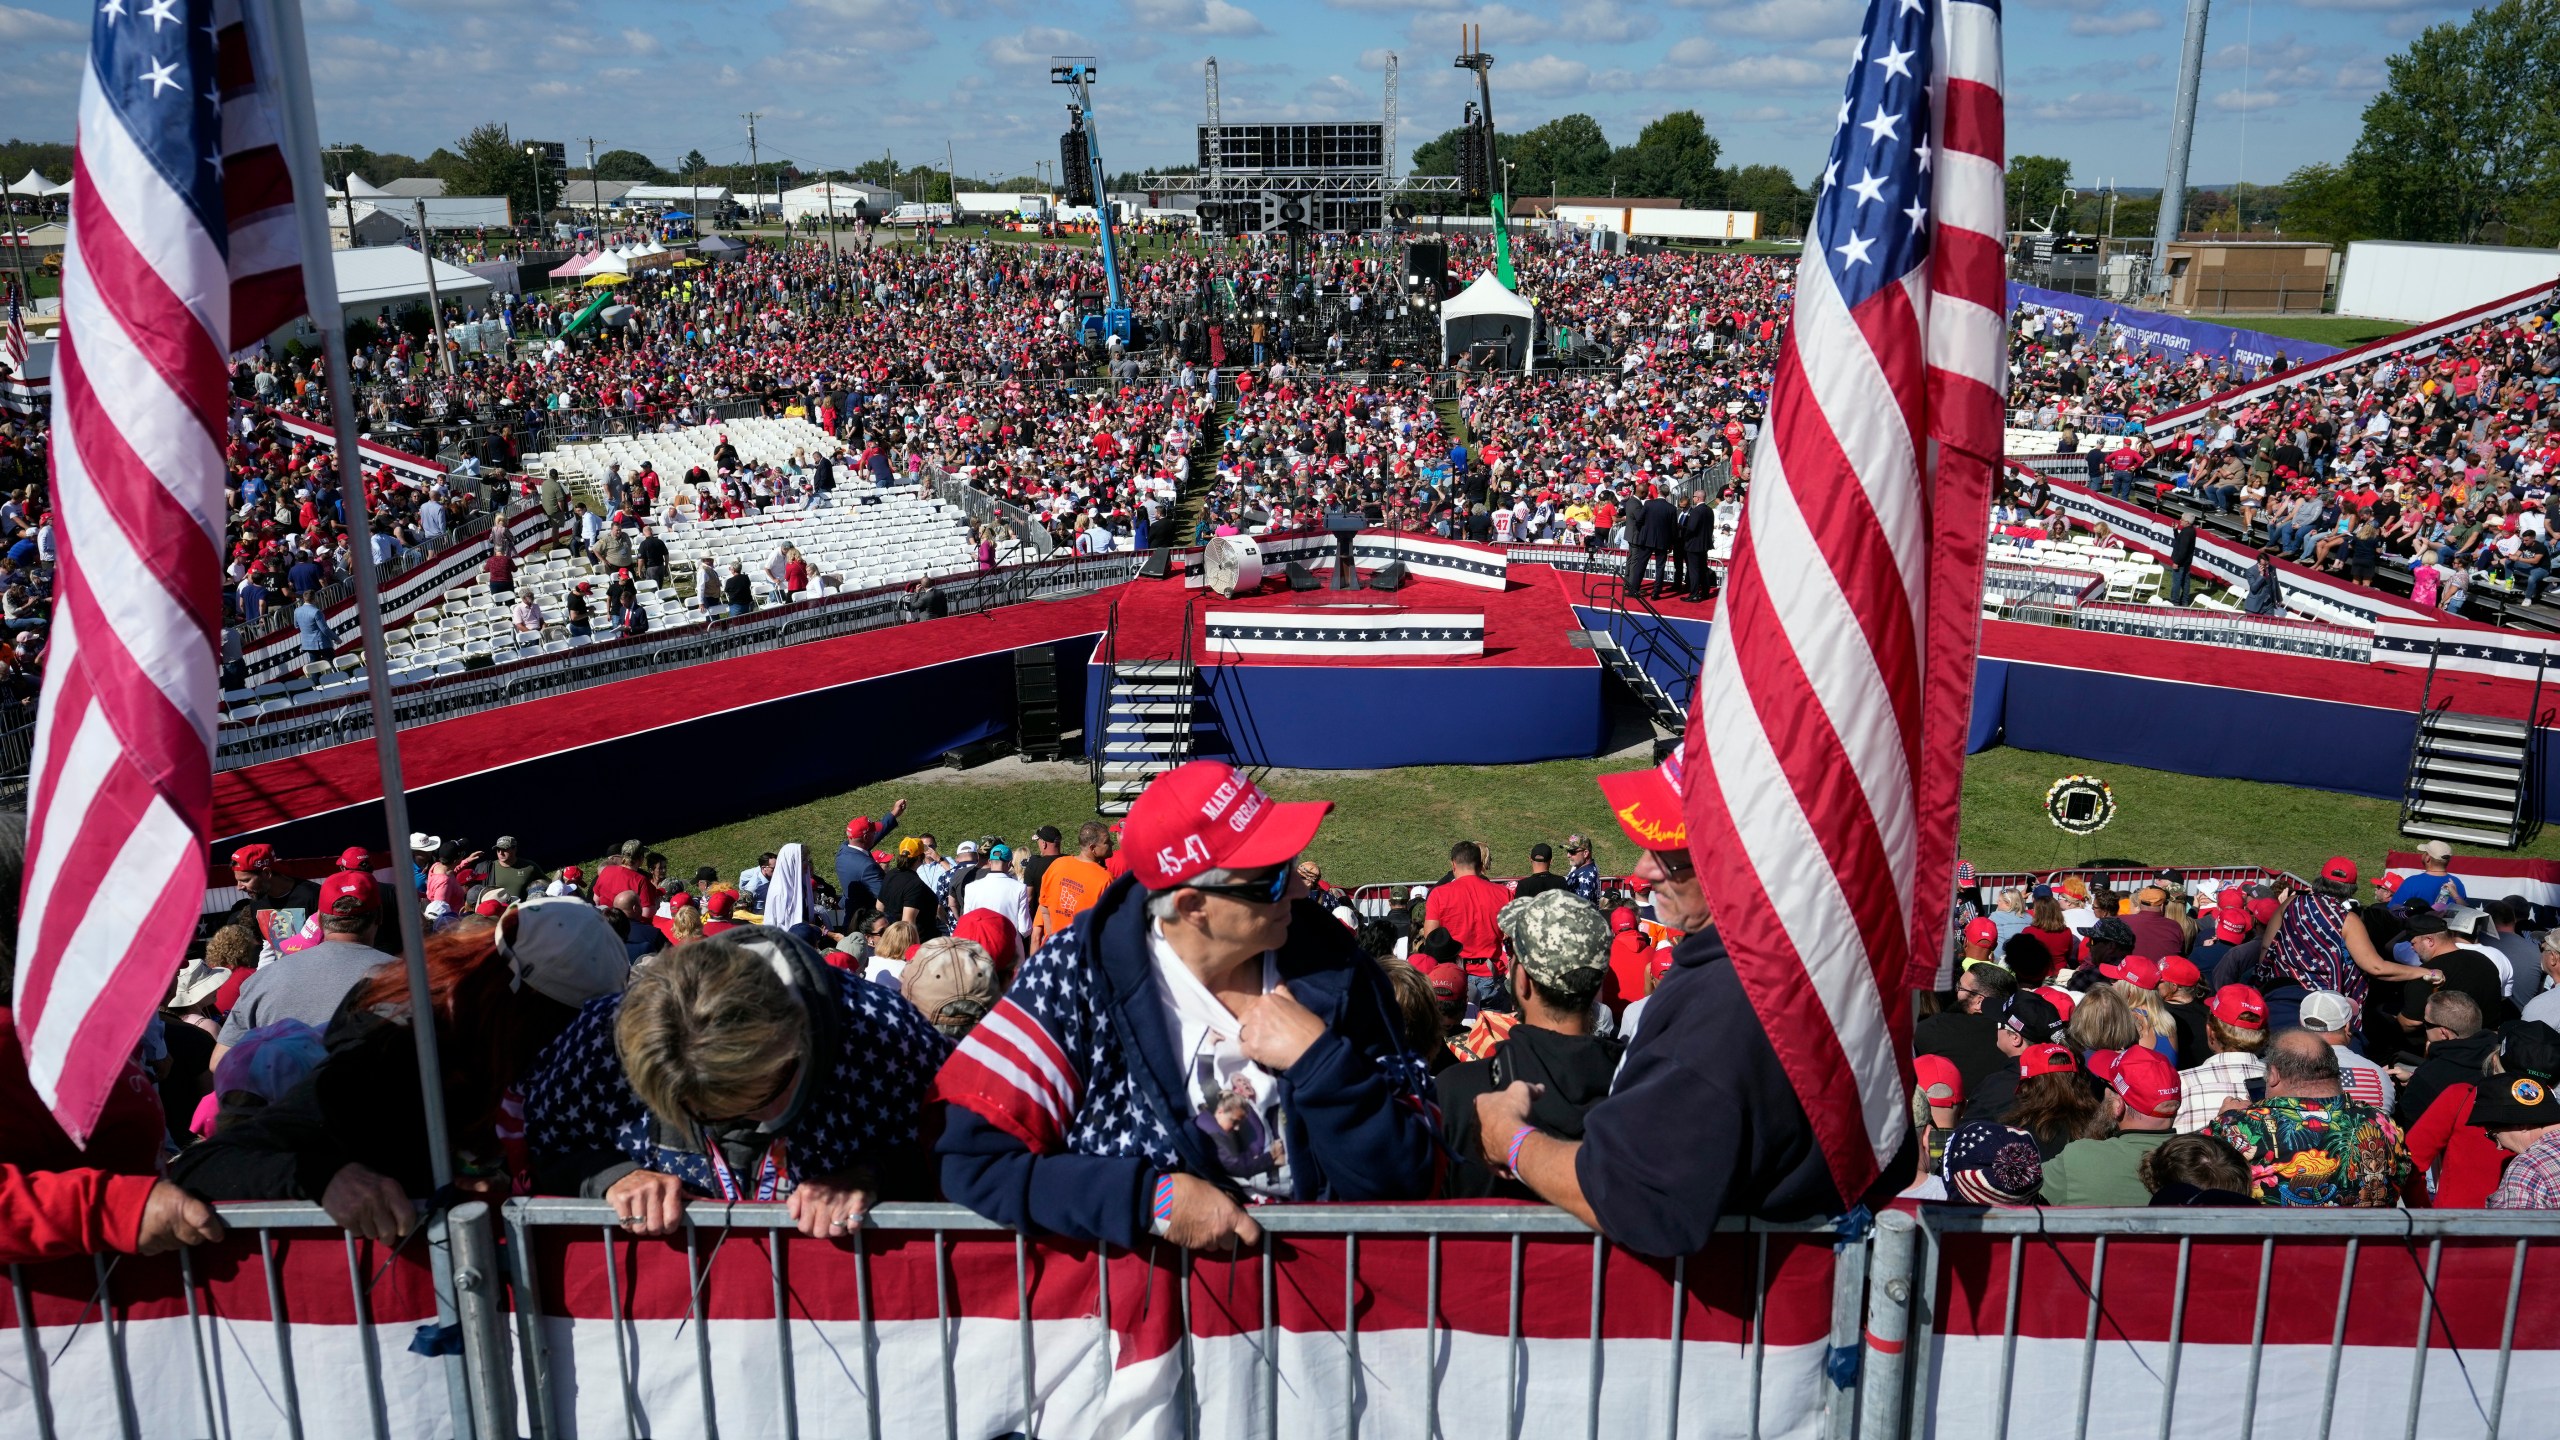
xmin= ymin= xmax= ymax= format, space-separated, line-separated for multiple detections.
xmin=1032 ymin=856 xmax=1113 ymax=945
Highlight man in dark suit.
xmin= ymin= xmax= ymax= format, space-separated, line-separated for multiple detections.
xmin=2168 ymin=517 xmax=2198 ymax=606
xmin=1628 ymin=490 xmax=1679 ymax=598
xmin=1678 ymin=493 xmax=1717 ymax=602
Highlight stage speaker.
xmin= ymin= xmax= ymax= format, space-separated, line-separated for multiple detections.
xmin=1368 ymin=561 xmax=1410 ymax=592
xmin=1138 ymin=549 xmax=1174 ymax=580
xmin=1286 ymin=561 xmax=1324 ymax=592
xmin=1406 ymin=241 xmax=1447 ymax=295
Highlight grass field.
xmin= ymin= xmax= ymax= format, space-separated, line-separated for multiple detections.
xmin=2222 ymin=314 xmax=2405 ymax=348
xmin=620 ymin=743 xmax=2560 ymax=895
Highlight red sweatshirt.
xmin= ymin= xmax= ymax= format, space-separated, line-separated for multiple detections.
xmin=2405 ymin=1082 xmax=2510 ymax=1209
xmin=0 ymin=1163 xmax=155 ymax=1264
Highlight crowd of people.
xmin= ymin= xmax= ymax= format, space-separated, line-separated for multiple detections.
xmin=2013 ymin=288 xmax=2560 ymax=618
xmin=14 ymin=752 xmax=2560 ymax=1276
xmin=1917 ymin=842 xmax=2560 ymax=1207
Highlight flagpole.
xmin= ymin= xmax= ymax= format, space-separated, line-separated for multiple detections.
xmin=254 ymin=0 xmax=452 ymax=1195
xmin=253 ymin=0 xmax=486 ymax=1429
xmin=0 ymin=174 xmax=35 ymax=322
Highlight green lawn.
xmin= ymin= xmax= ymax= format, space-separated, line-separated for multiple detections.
xmin=615 ymin=743 xmax=2558 ymax=898
xmin=2223 ymin=314 xmax=2405 ymax=348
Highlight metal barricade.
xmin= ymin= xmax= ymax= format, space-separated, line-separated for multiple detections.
xmin=3 ymin=1200 xmax=511 ymax=1440
xmin=497 ymin=1200 xmax=1866 ymax=1440
xmin=20 ymin=1197 xmax=2558 ymax=1438
xmin=1859 ymin=1206 xmax=2560 ymax=1440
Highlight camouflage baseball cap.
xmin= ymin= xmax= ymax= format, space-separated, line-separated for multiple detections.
xmin=1497 ymin=889 xmax=1610 ymax=996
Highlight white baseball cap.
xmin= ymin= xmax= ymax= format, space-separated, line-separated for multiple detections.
xmin=2299 ymin=990 xmax=2357 ymax=1034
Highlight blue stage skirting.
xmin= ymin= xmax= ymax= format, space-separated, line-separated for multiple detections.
xmin=1575 ymin=606 xmax=2447 ymax=805
xmin=1090 ymin=661 xmax=1604 ymax=770
xmin=241 ymin=639 xmax=1094 ymax=861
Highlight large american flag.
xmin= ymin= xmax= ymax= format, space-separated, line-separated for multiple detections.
xmin=14 ymin=0 xmax=306 ymax=1141
xmin=1680 ymin=0 xmax=2006 ymax=1201
xmin=3 ymin=280 xmax=25 ymax=380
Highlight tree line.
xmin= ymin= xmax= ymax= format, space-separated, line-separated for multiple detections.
xmin=1405 ymin=111 xmax=1809 ymax=233
xmin=2007 ymin=0 xmax=2560 ymax=249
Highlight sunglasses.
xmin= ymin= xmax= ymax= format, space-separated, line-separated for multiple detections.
xmin=1189 ymin=859 xmax=1297 ymax=904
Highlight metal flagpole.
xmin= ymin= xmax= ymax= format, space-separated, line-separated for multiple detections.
xmin=412 ymin=199 xmax=453 ymax=376
xmin=249 ymin=0 xmax=478 ymax=1431
xmin=0 ymin=174 xmax=34 ymax=319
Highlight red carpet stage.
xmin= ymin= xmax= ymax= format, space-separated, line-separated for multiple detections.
xmin=1091 ymin=562 xmax=1607 ymax=770
xmin=211 ymin=528 xmax=2558 ymax=861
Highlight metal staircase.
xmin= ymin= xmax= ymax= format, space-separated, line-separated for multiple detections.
xmin=1577 ymin=571 xmax=1700 ymax=738
xmin=1092 ymin=595 xmax=1207 ymax=816
xmin=2399 ymin=640 xmax=2544 ymax=849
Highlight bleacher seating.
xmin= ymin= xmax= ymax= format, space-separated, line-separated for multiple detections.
xmin=524 ymin=417 xmax=843 ymax=504
xmin=656 ymin=490 xmax=979 ymax=598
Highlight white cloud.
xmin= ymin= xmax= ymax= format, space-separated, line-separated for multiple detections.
xmin=1502 ymin=53 xmax=1593 ymax=93
xmin=1648 ymin=44 xmax=1840 ymax=90
xmin=0 ymin=5 xmax=80 ymax=40
xmin=2068 ymin=7 xmax=2164 ymax=34
xmin=1678 ymin=0 xmax=1863 ymax=42
xmin=1407 ymin=4 xmax=1552 ymax=45
xmin=1128 ymin=0 xmax=1267 ymax=36
xmin=2290 ymin=0 xmax=2453 ymax=9
xmin=2026 ymin=91 xmax=2160 ymax=121
xmin=1555 ymin=0 xmax=1657 ymax=43
xmin=982 ymin=25 xmax=1095 ymax=67
xmin=2213 ymin=88 xmax=2286 ymax=110
xmin=784 ymin=0 xmax=934 ymax=50
xmin=619 ymin=27 xmax=662 ymax=55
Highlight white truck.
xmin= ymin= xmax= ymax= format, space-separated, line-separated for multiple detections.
xmin=955 ymin=192 xmax=1050 ymax=221
xmin=885 ymin=202 xmax=955 ymax=228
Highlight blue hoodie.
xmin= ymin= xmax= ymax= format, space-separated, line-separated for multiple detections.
xmin=936 ymin=875 xmax=1440 ymax=1248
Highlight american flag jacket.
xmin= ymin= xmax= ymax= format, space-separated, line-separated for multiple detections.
xmin=935 ymin=875 xmax=1440 ymax=1248
xmin=523 ymin=928 xmax=951 ymax=1198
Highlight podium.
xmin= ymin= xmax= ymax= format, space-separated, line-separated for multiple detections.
xmin=1325 ymin=509 xmax=1366 ymax=591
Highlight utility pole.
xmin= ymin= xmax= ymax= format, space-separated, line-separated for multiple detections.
xmin=413 ymin=198 xmax=452 ymax=376
xmin=744 ymin=112 xmax=762 ymax=227
xmin=0 ymin=175 xmax=32 ymax=314
xmin=582 ymin=136 xmax=599 ymax=239
xmin=2149 ymin=0 xmax=2210 ymax=298
xmin=323 ymin=144 xmax=361 ymax=249
xmin=523 ymin=141 xmax=550 ymax=243
xmin=947 ymin=139 xmax=958 ymax=211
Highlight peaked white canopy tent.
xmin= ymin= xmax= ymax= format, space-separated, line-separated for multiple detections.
xmin=1438 ymin=271 xmax=1538 ymax=374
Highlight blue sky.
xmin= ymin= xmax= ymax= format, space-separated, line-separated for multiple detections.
xmin=0 ymin=0 xmax=2460 ymax=192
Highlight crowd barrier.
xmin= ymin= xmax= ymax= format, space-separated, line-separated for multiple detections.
xmin=12 ymin=1200 xmax=2557 ymax=1440
xmin=1960 ymin=864 xmax=2307 ymax=899
xmin=234 ymin=502 xmax=560 ymax=687
xmin=1862 ymin=1205 xmax=2560 ymax=1440
xmin=215 ymin=549 xmax=1145 ymax=769
xmin=2075 ymin=601 xmax=2372 ymax=662
xmin=2138 ymin=278 xmax=2560 ymax=442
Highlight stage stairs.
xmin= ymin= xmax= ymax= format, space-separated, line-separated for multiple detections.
xmin=1577 ymin=572 xmax=1698 ymax=739
xmin=2400 ymin=640 xmax=2544 ymax=850
xmin=1092 ymin=593 xmax=1216 ymax=816
xmin=1096 ymin=662 xmax=1209 ymax=816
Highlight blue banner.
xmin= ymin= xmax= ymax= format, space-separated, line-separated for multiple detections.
xmin=2008 ymin=283 xmax=2341 ymax=376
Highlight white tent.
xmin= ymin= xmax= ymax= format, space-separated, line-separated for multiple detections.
xmin=343 ymin=174 xmax=389 ymax=198
xmin=1438 ymin=271 xmax=1538 ymax=373
xmin=328 ymin=247 xmax=493 ymax=313
xmin=6 ymin=170 xmax=56 ymax=197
